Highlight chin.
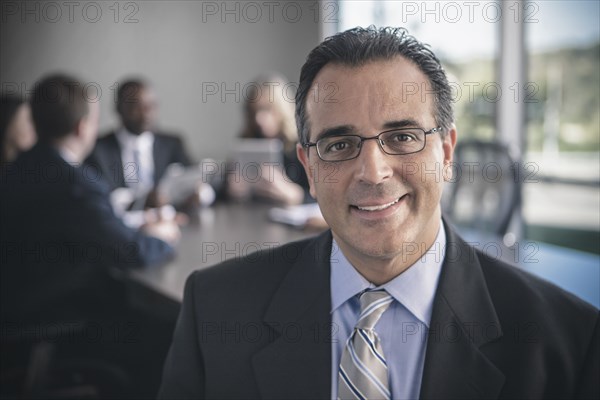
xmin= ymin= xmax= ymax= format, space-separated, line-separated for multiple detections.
xmin=338 ymin=232 xmax=402 ymax=260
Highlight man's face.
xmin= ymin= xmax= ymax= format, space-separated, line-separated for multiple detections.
xmin=118 ymin=86 xmax=158 ymax=134
xmin=298 ymin=57 xmax=456 ymax=269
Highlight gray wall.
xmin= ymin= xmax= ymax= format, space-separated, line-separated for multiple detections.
xmin=0 ymin=0 xmax=322 ymax=160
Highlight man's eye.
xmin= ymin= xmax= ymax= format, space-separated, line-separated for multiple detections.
xmin=389 ymin=133 xmax=416 ymax=142
xmin=324 ymin=139 xmax=352 ymax=153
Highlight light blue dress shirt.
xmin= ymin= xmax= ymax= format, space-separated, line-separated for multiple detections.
xmin=330 ymin=223 xmax=446 ymax=400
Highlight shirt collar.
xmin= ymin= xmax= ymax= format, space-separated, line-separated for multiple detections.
xmin=57 ymin=146 xmax=79 ymax=164
xmin=330 ymin=221 xmax=446 ymax=327
xmin=116 ymin=127 xmax=154 ymax=149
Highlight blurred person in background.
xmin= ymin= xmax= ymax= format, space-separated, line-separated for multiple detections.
xmin=1 ymin=74 xmax=179 ymax=398
xmin=227 ymin=74 xmax=311 ymax=206
xmin=0 ymin=94 xmax=36 ymax=166
xmin=86 ymin=78 xmax=213 ymax=225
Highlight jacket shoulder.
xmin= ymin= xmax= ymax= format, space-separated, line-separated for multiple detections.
xmin=153 ymin=131 xmax=184 ymax=146
xmin=478 ymin=249 xmax=597 ymax=316
xmin=476 ymin=248 xmax=598 ymax=360
xmin=189 ymin=235 xmax=320 ymax=288
xmin=87 ymin=132 xmax=118 ymax=161
xmin=182 ymin=234 xmax=327 ymax=316
xmin=94 ymin=131 xmax=118 ymax=146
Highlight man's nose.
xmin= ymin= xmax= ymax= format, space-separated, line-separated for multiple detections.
xmin=354 ymin=138 xmax=393 ymax=185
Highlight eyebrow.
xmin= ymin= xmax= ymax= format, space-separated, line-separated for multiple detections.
xmin=312 ymin=118 xmax=423 ymax=142
xmin=313 ymin=125 xmax=355 ymax=142
xmin=382 ymin=119 xmax=422 ymax=130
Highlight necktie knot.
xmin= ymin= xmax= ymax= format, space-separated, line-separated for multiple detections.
xmin=356 ymin=290 xmax=393 ymax=331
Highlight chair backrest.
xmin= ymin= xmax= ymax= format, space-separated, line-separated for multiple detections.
xmin=442 ymin=139 xmax=520 ymax=236
xmin=0 ymin=319 xmax=131 ymax=398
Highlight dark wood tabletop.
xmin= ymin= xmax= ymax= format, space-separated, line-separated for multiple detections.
xmin=125 ymin=203 xmax=320 ymax=308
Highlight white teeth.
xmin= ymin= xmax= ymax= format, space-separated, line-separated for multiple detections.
xmin=357 ymin=198 xmax=400 ymax=211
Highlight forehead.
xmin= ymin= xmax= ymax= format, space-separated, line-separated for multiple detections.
xmin=305 ymin=57 xmax=435 ymax=139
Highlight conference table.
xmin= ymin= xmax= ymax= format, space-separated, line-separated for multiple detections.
xmin=123 ymin=203 xmax=599 ymax=319
xmin=123 ymin=202 xmax=319 ymax=318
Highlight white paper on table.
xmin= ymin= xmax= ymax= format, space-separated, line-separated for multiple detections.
xmin=268 ymin=203 xmax=323 ymax=227
xmin=158 ymin=163 xmax=216 ymax=206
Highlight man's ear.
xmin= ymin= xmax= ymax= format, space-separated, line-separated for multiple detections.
xmin=442 ymin=125 xmax=457 ymax=182
xmin=296 ymin=143 xmax=317 ymax=199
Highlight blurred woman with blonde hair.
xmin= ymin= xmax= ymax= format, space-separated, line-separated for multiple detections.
xmin=229 ymin=74 xmax=310 ymax=205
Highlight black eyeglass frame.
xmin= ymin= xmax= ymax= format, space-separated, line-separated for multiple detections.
xmin=302 ymin=126 xmax=443 ymax=162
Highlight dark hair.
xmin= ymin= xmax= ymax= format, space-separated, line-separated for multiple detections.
xmin=30 ymin=74 xmax=90 ymax=142
xmin=116 ymin=79 xmax=149 ymax=113
xmin=295 ymin=26 xmax=454 ymax=144
xmin=240 ymin=73 xmax=298 ymax=151
xmin=0 ymin=94 xmax=27 ymax=161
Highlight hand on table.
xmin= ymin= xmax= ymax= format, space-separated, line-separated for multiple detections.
xmin=141 ymin=205 xmax=184 ymax=245
xmin=254 ymin=167 xmax=304 ymax=206
xmin=144 ymin=188 xmax=168 ymax=209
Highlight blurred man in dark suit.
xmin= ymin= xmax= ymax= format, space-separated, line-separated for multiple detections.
xmin=86 ymin=79 xmax=208 ymax=220
xmin=1 ymin=74 xmax=180 ymax=397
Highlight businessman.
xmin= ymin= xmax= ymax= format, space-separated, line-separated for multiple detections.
xmin=86 ymin=79 xmax=213 ymax=220
xmin=1 ymin=73 xmax=180 ymax=320
xmin=159 ymin=27 xmax=599 ymax=399
xmin=1 ymin=74 xmax=180 ymax=396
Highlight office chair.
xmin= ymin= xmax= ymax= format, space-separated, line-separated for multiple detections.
xmin=1 ymin=319 xmax=131 ymax=399
xmin=442 ymin=139 xmax=521 ymax=236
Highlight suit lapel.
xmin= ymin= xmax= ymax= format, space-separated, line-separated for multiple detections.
xmin=252 ymin=231 xmax=333 ymax=400
xmin=420 ymin=226 xmax=505 ymax=399
xmin=106 ymin=132 xmax=125 ymax=187
xmin=152 ymin=134 xmax=168 ymax=183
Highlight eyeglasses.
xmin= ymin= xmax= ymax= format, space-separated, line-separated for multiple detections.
xmin=303 ymin=127 xmax=443 ymax=162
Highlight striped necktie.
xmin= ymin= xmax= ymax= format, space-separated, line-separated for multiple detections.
xmin=338 ymin=290 xmax=394 ymax=400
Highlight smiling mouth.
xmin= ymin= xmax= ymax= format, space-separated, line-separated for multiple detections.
xmin=354 ymin=196 xmax=403 ymax=212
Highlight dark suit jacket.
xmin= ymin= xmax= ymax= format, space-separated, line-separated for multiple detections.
xmin=85 ymin=130 xmax=192 ymax=191
xmin=158 ymin=228 xmax=599 ymax=399
xmin=0 ymin=143 xmax=174 ymax=322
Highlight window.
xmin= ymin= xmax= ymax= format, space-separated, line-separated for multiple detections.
xmin=337 ymin=0 xmax=498 ymax=141
xmin=523 ymin=0 xmax=599 ymax=253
